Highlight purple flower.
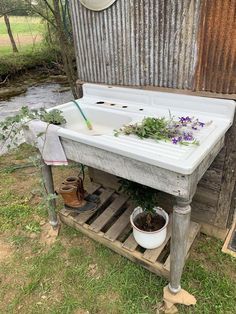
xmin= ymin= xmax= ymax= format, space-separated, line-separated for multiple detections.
xmin=192 ymin=126 xmax=198 ymax=130
xmin=172 ymin=137 xmax=179 ymax=144
xmin=199 ymin=121 xmax=205 ymax=127
xmin=179 ymin=116 xmax=192 ymax=125
xmin=183 ymin=132 xmax=194 ymax=141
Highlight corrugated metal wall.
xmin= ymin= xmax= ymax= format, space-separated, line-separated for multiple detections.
xmin=70 ymin=0 xmax=201 ymax=89
xmin=194 ymin=0 xmax=236 ymax=94
xmin=70 ymin=1 xmax=236 ymax=229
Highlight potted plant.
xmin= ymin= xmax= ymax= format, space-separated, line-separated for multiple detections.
xmin=119 ymin=179 xmax=169 ymax=249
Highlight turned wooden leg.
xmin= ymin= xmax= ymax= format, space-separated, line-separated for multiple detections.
xmin=169 ymin=197 xmax=191 ymax=293
xmin=41 ymin=160 xmax=58 ymax=227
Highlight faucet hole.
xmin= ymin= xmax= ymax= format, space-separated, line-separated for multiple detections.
xmin=139 ymin=108 xmax=144 ymax=111
xmin=110 ymin=103 xmax=116 ymax=106
xmin=96 ymin=101 xmax=104 ymax=104
xmin=122 ymin=106 xmax=128 ymax=108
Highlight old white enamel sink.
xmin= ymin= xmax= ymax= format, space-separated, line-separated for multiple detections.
xmin=54 ymin=84 xmax=235 ymax=175
xmin=40 ymin=83 xmax=235 ymax=296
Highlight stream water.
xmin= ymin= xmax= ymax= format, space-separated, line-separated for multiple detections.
xmin=0 ymin=82 xmax=73 ymax=121
xmin=0 ymin=82 xmax=73 ymax=155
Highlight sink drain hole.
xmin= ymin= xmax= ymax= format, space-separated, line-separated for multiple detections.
xmin=122 ymin=106 xmax=128 ymax=108
xmin=139 ymin=108 xmax=144 ymax=111
xmin=96 ymin=101 xmax=104 ymax=104
xmin=110 ymin=103 xmax=116 ymax=106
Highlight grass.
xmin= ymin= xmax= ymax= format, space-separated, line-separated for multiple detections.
xmin=0 ymin=16 xmax=44 ymax=36
xmin=0 ymin=145 xmax=236 ymax=313
xmin=0 ymin=42 xmax=43 ymax=56
xmin=0 ymin=16 xmax=56 ymax=76
xmin=0 ymin=44 xmax=61 ymax=77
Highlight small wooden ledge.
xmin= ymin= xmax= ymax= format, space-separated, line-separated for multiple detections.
xmin=59 ymin=183 xmax=200 ymax=279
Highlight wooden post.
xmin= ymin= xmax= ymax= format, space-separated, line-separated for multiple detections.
xmin=169 ymin=197 xmax=191 ymax=293
xmin=41 ymin=160 xmax=58 ymax=227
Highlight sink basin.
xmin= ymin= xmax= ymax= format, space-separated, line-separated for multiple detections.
xmin=54 ymin=84 xmax=235 ymax=174
xmin=56 ymin=103 xmax=132 ymax=136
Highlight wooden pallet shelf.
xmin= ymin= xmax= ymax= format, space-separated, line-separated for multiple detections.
xmin=59 ymin=183 xmax=200 ymax=279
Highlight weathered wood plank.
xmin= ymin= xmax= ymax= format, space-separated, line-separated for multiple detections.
xmin=89 ymin=194 xmax=129 ymax=232
xmin=122 ymin=233 xmax=138 ymax=252
xmin=88 ymin=167 xmax=120 ymax=191
xmin=104 ymin=204 xmax=134 ymax=241
xmin=60 ymin=212 xmax=170 ymax=278
xmin=193 ymin=187 xmax=218 ymax=207
xmin=60 ymin=208 xmax=71 ymax=217
xmin=198 ymin=168 xmax=222 ymax=191
xmin=191 ymin=205 xmax=216 ymax=225
xmin=87 ymin=182 xmax=102 ymax=194
xmin=143 ymin=215 xmax=172 ymax=263
xmin=164 ymin=221 xmax=201 ymax=272
xmin=215 ymin=113 xmax=236 ymax=228
xmin=73 ymin=188 xmax=114 ymax=225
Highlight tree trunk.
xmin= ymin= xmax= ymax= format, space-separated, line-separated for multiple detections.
xmin=4 ymin=14 xmax=18 ymax=53
xmin=52 ymin=0 xmax=77 ymax=98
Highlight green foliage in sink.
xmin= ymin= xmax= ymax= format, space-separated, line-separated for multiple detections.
xmin=114 ymin=115 xmax=207 ymax=145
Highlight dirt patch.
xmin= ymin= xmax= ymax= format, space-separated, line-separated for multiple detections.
xmin=87 ymin=263 xmax=101 ymax=280
xmin=39 ymin=222 xmax=60 ymax=246
xmin=0 ymin=238 xmax=13 ymax=261
xmin=74 ymin=310 xmax=90 ymax=314
xmin=0 ymin=34 xmax=43 ymax=46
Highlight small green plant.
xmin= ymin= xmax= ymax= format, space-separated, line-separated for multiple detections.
xmin=25 ymin=222 xmax=41 ymax=233
xmin=41 ymin=109 xmax=66 ymax=125
xmin=119 ymin=179 xmax=158 ymax=226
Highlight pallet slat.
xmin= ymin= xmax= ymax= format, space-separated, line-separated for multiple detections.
xmin=89 ymin=195 xmax=129 ymax=232
xmin=73 ymin=188 xmax=115 ymax=225
xmin=122 ymin=233 xmax=138 ymax=252
xmin=143 ymin=215 xmax=172 ymax=263
xmin=87 ymin=182 xmax=101 ymax=194
xmin=104 ymin=204 xmax=134 ymax=241
xmin=59 ymin=184 xmax=200 ymax=280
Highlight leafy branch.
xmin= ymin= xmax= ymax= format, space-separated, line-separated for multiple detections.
xmin=0 ymin=106 xmax=66 ymax=151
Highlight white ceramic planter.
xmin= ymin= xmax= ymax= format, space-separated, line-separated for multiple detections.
xmin=130 ymin=207 xmax=169 ymax=249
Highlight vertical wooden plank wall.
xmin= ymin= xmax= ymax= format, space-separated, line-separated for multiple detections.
xmin=70 ymin=0 xmax=236 ymax=230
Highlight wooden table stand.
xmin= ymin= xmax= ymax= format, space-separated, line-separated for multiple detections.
xmin=38 ymin=134 xmax=225 ymax=309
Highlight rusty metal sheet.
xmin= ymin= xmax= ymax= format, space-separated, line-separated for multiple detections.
xmin=70 ymin=0 xmax=201 ymax=89
xmin=194 ymin=0 xmax=236 ymax=94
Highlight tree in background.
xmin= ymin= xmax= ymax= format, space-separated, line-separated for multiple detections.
xmin=25 ymin=0 xmax=78 ymax=98
xmin=0 ymin=0 xmax=25 ymax=53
